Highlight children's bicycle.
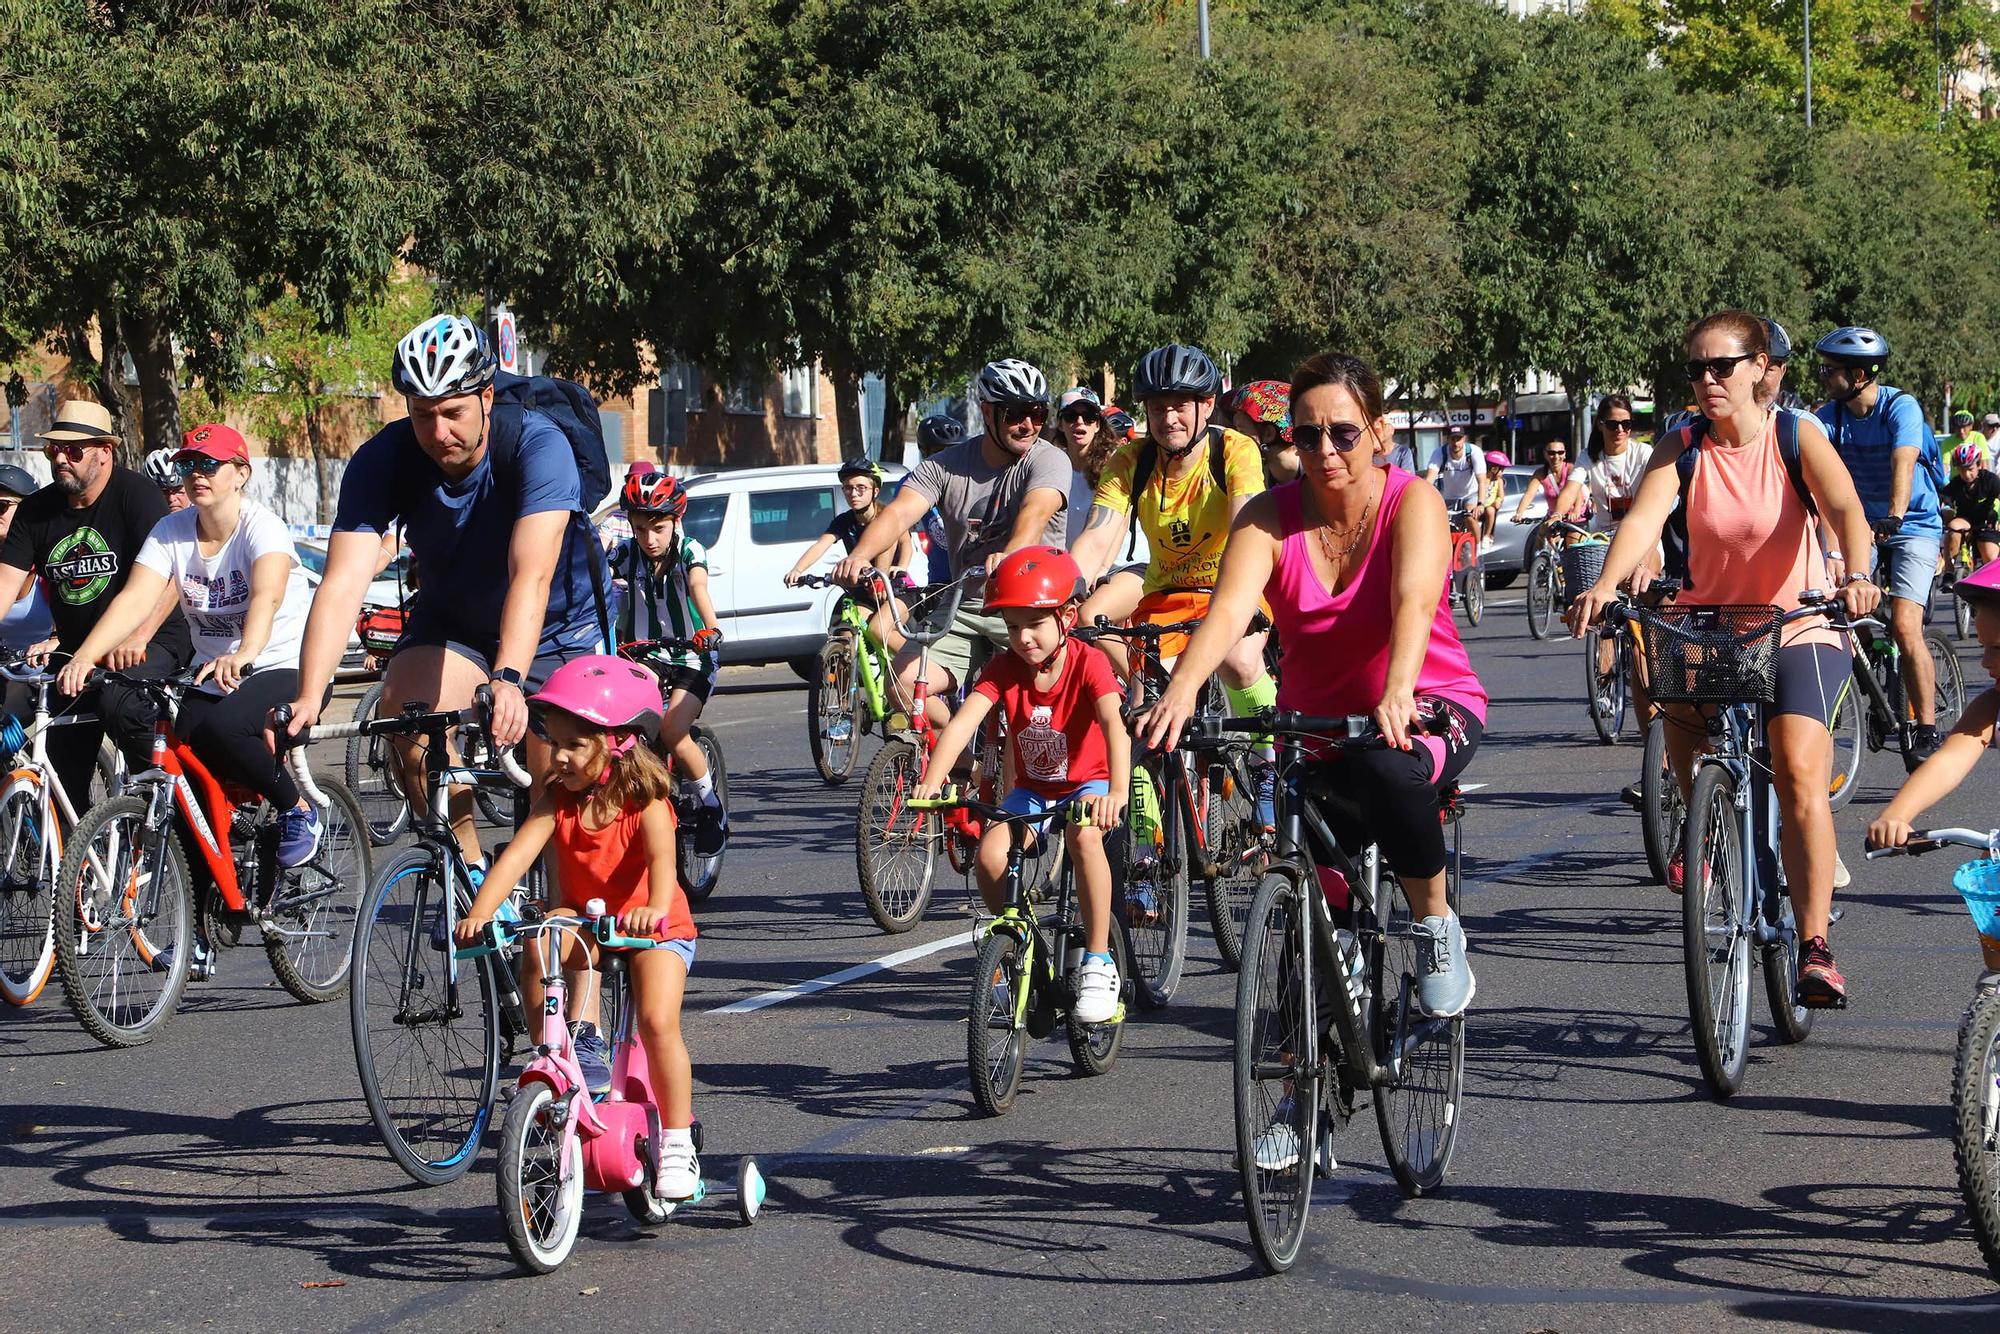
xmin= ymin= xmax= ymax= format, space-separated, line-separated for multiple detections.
xmin=1446 ymin=505 xmax=1484 ymax=628
xmin=619 ymin=636 xmax=731 ymax=904
xmin=458 ymin=905 xmax=763 ymax=1273
xmin=795 ymin=572 xmax=900 ymax=784
xmin=908 ymin=791 xmax=1131 ymax=1117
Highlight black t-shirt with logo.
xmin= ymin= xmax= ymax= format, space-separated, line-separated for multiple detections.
xmin=0 ymin=467 xmax=191 ymax=657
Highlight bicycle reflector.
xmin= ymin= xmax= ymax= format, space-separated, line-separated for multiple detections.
xmin=1953 ymin=858 xmax=2000 ymax=948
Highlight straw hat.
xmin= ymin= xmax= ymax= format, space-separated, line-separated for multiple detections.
xmin=39 ymin=400 xmax=118 ymax=443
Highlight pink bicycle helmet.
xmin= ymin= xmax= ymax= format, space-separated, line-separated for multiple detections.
xmin=1956 ymin=558 xmax=2000 ymax=608
xmin=1956 ymin=441 xmax=1984 ymax=470
xmin=529 ymin=655 xmax=664 ymax=747
xmin=1484 ymin=450 xmax=1511 ymax=470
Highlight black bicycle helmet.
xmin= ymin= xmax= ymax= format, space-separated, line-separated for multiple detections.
xmin=1132 ymin=343 xmax=1223 ymax=400
xmin=1814 ymin=325 xmax=1890 ymax=369
xmin=917 ymin=414 xmax=966 ymax=453
xmin=974 ymin=358 xmax=1049 ymax=407
xmin=836 ymin=456 xmax=883 ymax=485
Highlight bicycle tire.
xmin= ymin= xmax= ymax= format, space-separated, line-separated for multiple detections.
xmin=52 ymin=794 xmax=194 ymax=1048
xmin=1639 ymin=718 xmax=1684 ymax=887
xmin=1234 ymin=867 xmax=1316 ymax=1275
xmin=1927 ymin=629 xmax=1968 ymax=732
xmin=1067 ymin=915 xmax=1130 ymax=1074
xmin=1585 ymin=628 xmax=1622 ymax=745
xmin=676 ymin=726 xmax=727 ymax=903
xmin=1952 ymin=988 xmax=2000 ymax=1282
xmin=1203 ymin=752 xmax=1261 ymax=972
xmin=0 ymin=776 xmax=53 ymax=1006
xmin=1376 ymin=869 xmax=1465 ymax=1197
xmin=808 ymin=633 xmax=861 ymax=786
xmin=497 ymin=1081 xmax=585 ymax=1273
xmin=1119 ymin=759 xmax=1189 ymax=1009
xmin=263 ymin=778 xmax=372 ymax=1004
xmin=967 ymin=927 xmax=1028 ymax=1115
xmin=1960 ymin=588 xmax=1977 ymax=641
xmin=345 ymin=681 xmax=412 ymax=846
xmin=1683 ymin=764 xmax=1751 ymax=1097
xmin=1760 ymin=896 xmax=1815 ymax=1044
xmin=1827 ymin=680 xmax=1865 ymax=811
xmin=1463 ymin=552 xmax=1484 ymax=626
xmin=855 ymin=737 xmax=937 ymax=933
xmin=351 ymin=846 xmax=501 ymax=1186
xmin=1525 ymin=550 xmax=1555 ymax=640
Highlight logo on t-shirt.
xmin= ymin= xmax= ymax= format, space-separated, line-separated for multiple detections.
xmin=1166 ymin=516 xmax=1193 ymax=550
xmin=1016 ymin=704 xmax=1069 ymax=783
xmin=46 ymin=527 xmax=117 ymax=605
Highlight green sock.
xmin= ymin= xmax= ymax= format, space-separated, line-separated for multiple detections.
xmin=1225 ymin=675 xmax=1278 ymax=756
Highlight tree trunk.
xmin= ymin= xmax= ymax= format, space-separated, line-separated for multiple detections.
xmin=304 ymin=403 xmax=332 ymax=526
xmin=124 ymin=309 xmax=181 ymax=455
xmin=826 ymin=359 xmax=864 ymax=461
xmin=86 ymin=303 xmax=143 ymax=464
xmin=878 ymin=381 xmax=904 ymax=465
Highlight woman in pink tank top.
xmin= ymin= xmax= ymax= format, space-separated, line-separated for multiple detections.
xmin=1567 ymin=309 xmax=1881 ymax=1009
xmin=1139 ymin=352 xmax=1485 ymax=1020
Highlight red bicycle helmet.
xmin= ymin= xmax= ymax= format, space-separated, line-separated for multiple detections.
xmin=621 ymin=465 xmax=688 ymax=518
xmin=984 ymin=546 xmax=1085 ymax=611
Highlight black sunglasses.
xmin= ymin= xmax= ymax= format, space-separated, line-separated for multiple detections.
xmin=1602 ymin=419 xmax=1634 ymax=432
xmin=1058 ymin=407 xmax=1100 ymax=424
xmin=1000 ymin=403 xmax=1049 ymax=424
xmin=1287 ymin=422 xmax=1368 ymax=454
xmin=175 ymin=455 xmax=229 ymax=478
xmin=1683 ymin=353 xmax=1757 ymax=383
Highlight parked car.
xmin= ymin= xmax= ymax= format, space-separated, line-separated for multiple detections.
xmin=295 ymin=539 xmax=412 ymax=669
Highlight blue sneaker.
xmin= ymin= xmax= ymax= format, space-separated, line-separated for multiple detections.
xmin=570 ymin=1022 xmax=612 ymax=1096
xmin=276 ymin=803 xmax=323 ymax=869
xmin=1251 ymin=762 xmax=1278 ymax=833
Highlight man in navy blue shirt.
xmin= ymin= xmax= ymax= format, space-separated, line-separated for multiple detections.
xmin=280 ymin=315 xmax=606 ymax=860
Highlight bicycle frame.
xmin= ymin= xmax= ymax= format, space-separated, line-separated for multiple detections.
xmin=1698 ymin=703 xmax=1797 ymax=955
xmin=0 ymin=665 xmax=104 ymax=1002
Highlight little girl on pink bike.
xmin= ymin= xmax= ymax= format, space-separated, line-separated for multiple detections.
xmin=458 ymin=655 xmax=702 ymax=1198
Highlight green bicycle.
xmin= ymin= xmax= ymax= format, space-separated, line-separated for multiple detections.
xmin=797 ymin=573 xmax=902 ymax=785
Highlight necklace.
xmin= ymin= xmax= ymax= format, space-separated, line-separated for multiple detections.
xmin=1305 ymin=481 xmax=1377 ymax=568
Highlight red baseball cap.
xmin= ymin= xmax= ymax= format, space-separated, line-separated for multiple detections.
xmin=174 ymin=423 xmax=249 ymax=465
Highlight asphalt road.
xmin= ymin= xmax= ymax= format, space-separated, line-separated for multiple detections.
xmin=7 ymin=604 xmax=2000 ymax=1332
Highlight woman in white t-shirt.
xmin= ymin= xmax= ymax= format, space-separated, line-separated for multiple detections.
xmin=1558 ymin=394 xmax=1654 ymax=535
xmin=59 ymin=425 xmax=319 ymax=868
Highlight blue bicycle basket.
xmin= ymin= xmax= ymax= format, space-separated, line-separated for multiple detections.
xmin=1952 ymin=857 xmax=2000 ymax=939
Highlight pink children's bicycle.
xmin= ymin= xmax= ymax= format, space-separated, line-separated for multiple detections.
xmin=458 ymin=901 xmax=765 ymax=1273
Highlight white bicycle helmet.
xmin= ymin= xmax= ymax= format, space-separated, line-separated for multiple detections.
xmin=391 ymin=315 xmax=498 ymax=399
xmin=142 ymin=447 xmax=181 ymax=489
xmin=1813 ymin=325 xmax=1890 ymax=369
xmin=975 ymin=358 xmax=1049 ymax=407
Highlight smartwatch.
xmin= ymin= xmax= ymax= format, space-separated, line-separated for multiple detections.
xmin=491 ymin=667 xmax=524 ymax=689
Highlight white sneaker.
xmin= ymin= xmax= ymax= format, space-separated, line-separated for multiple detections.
xmin=1832 ymin=850 xmax=1851 ymax=890
xmin=1072 ymin=954 xmax=1120 ymax=1025
xmin=657 ymin=1131 xmax=700 ymax=1200
xmin=1253 ymin=1111 xmax=1337 ymax=1173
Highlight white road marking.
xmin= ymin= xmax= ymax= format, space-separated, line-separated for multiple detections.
xmin=1460 ymin=782 xmax=1488 ymax=792
xmin=705 ymin=707 xmax=806 ymax=728
xmin=709 ymin=929 xmax=977 ymax=1014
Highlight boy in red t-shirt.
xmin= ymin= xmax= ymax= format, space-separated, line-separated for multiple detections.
xmin=916 ymin=545 xmax=1129 ymax=1024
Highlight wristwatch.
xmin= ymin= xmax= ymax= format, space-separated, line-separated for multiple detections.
xmin=491 ymin=667 xmax=524 ymax=689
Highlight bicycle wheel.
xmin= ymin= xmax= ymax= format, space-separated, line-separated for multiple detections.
xmin=1119 ymin=761 xmax=1189 ymax=1009
xmin=1464 ymin=552 xmax=1484 ymax=626
xmin=1525 ymin=550 xmax=1555 ymax=640
xmin=1927 ymin=629 xmax=1968 ymax=731
xmin=1067 ymin=916 xmax=1130 ymax=1074
xmin=808 ymin=632 xmax=861 ymax=785
xmin=0 ymin=776 xmax=53 ymax=1006
xmin=345 ymin=682 xmax=411 ymax=846
xmin=263 ymin=779 xmax=372 ymax=1004
xmin=1960 ymin=585 xmax=1977 ymax=641
xmin=855 ymin=737 xmax=937 ymax=933
xmin=1376 ymin=869 xmax=1465 ymax=1196
xmin=1203 ymin=752 xmax=1261 ymax=972
xmin=1639 ymin=717 xmax=1685 ymax=887
xmin=967 ymin=927 xmax=1028 ymax=1115
xmin=1584 ymin=629 xmax=1623 ymax=744
xmin=675 ymin=726 xmax=727 ymax=903
xmin=52 ymin=795 xmax=193 ymax=1048
xmin=1952 ymin=988 xmax=2000 ymax=1282
xmin=351 ymin=846 xmax=501 ymax=1185
xmin=1683 ymin=764 xmax=1751 ymax=1097
xmin=1234 ymin=868 xmax=1316 ymax=1275
xmin=1827 ymin=680 xmax=1865 ymax=811
xmin=497 ymin=1081 xmax=585 ymax=1273
xmin=1760 ymin=896 xmax=1815 ymax=1044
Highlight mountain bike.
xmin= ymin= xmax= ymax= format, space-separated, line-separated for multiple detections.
xmin=908 ymin=792 xmax=1131 ymax=1116
xmin=619 ymin=637 xmax=730 ymax=904
xmin=1446 ymin=506 xmax=1483 ymax=628
xmin=1840 ymin=561 xmax=1966 ymax=775
xmin=49 ymin=669 xmax=371 ymax=1048
xmin=1194 ymin=707 xmax=1467 ymax=1275
xmin=795 ymin=572 xmax=903 ymax=785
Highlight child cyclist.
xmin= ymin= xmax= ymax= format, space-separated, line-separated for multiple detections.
xmin=609 ymin=466 xmax=727 ymax=859
xmin=1869 ymin=562 xmax=2000 ymax=981
xmin=913 ymin=546 xmax=1129 ymax=1023
xmin=456 ymin=655 xmax=704 ymax=1197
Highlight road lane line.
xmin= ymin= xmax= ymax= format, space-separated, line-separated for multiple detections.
xmin=705 ymin=707 xmax=806 ymax=727
xmin=709 ymin=929 xmax=976 ymax=1014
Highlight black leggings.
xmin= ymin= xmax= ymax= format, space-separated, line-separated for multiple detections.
xmin=175 ymin=669 xmax=302 ymax=810
xmin=1304 ymin=698 xmax=1483 ymax=881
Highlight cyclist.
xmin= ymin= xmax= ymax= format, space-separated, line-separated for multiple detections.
xmin=0 ymin=398 xmax=192 ymax=812
xmin=1509 ymin=438 xmax=1581 ymax=537
xmin=610 ymin=468 xmax=727 ymax=858
xmin=1476 ymin=449 xmax=1509 ymax=549
xmin=1139 ymin=351 xmax=1487 ymax=1019
xmin=1558 ymin=395 xmax=1656 ymax=747
xmin=143 ymin=447 xmax=190 ymax=513
xmin=833 ymin=359 xmax=1071 ymax=728
xmin=0 ymin=466 xmax=51 ymax=653
xmin=1222 ymin=379 xmax=1297 ymax=485
xmin=1813 ymin=324 xmax=1946 ymax=766
xmin=1055 ymin=387 xmax=1112 ymax=544
xmin=1953 ymin=410 xmax=1988 ymax=470
xmin=912 ymin=546 xmax=1128 ymax=1024
xmin=1070 ymin=343 xmax=1279 ymax=825
xmin=278 ymin=315 xmax=609 ymax=868
xmin=1570 ymin=310 xmax=1879 ymax=1008
xmin=1945 ymin=443 xmax=2000 ymax=575
xmin=1757 ymin=318 xmax=1809 ymax=414
xmin=782 ymin=458 xmax=913 ymax=589
xmin=1424 ymin=425 xmax=1487 ymax=531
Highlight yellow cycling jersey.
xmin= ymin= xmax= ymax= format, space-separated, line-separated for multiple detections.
xmin=1094 ymin=426 xmax=1264 ymax=594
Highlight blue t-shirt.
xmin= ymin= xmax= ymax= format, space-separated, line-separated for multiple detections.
xmin=1815 ymin=388 xmax=1943 ymax=536
xmin=334 ymin=410 xmax=606 ymax=654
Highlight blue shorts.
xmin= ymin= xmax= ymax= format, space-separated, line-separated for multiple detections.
xmin=1878 ymin=532 xmax=1941 ymax=608
xmin=657 ymin=937 xmax=697 ymax=972
xmin=1000 ymin=779 xmax=1110 ymax=817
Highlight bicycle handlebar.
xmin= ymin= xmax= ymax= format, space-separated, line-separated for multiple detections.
xmin=1186 ymin=702 xmax=1448 ymax=748
xmin=454 ymin=904 xmax=675 ymax=959
xmin=269 ymin=683 xmax=533 ymax=808
xmin=907 ymin=786 xmax=1098 ymax=827
xmin=1864 ymin=828 xmax=2000 ymax=860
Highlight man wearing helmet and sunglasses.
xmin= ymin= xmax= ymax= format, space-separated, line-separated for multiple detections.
xmin=834 ymin=359 xmax=1072 ymax=725
xmin=280 ymin=315 xmax=610 ymax=866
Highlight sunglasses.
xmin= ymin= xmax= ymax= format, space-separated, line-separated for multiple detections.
xmin=1287 ymin=422 xmax=1368 ymax=453
xmin=43 ymin=441 xmax=106 ymax=463
xmin=1058 ymin=407 xmax=1100 ymax=425
xmin=176 ymin=455 xmax=232 ymax=478
xmin=1683 ymin=353 xmax=1757 ymax=383
xmin=999 ymin=403 xmax=1049 ymax=425
xmin=1602 ymin=419 xmax=1634 ymax=433
xmin=1813 ymin=361 xmax=1856 ymax=381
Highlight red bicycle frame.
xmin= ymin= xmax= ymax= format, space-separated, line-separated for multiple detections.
xmin=145 ymin=717 xmax=255 ymax=913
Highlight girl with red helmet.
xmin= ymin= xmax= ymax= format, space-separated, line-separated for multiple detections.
xmin=914 ymin=546 xmax=1130 ymax=1025
xmin=609 ymin=463 xmax=728 ymax=858
xmin=456 ymin=654 xmax=705 ymax=1198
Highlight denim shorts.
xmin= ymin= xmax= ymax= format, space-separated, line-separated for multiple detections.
xmin=1878 ymin=531 xmax=1942 ymax=608
xmin=1000 ymin=779 xmax=1110 ymax=817
xmin=657 ymin=937 xmax=697 ymax=972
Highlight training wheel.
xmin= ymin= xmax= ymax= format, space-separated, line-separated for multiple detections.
xmin=737 ymin=1156 xmax=766 ymax=1224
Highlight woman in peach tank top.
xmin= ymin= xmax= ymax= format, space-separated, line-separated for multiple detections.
xmin=1569 ymin=310 xmax=1881 ymax=1009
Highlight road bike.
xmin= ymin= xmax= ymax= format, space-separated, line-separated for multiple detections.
xmin=619 ymin=637 xmax=731 ymax=904
xmin=1194 ymin=707 xmax=1467 ymax=1274
xmin=458 ymin=906 xmax=763 ymax=1272
xmin=794 ymin=572 xmax=902 ymax=785
xmin=48 ymin=669 xmax=371 ymax=1048
xmin=1446 ymin=506 xmax=1483 ymax=628
xmin=908 ymin=792 xmax=1131 ymax=1116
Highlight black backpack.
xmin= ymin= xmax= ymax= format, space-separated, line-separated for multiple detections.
xmin=1125 ymin=426 xmax=1230 ymax=560
xmin=1661 ymin=411 xmax=1815 ymax=592
xmin=485 ymin=372 xmax=615 ymax=642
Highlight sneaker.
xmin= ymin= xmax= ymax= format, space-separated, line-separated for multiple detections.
xmin=1252 ymin=1102 xmax=1338 ymax=1173
xmin=691 ymin=800 xmax=729 ymax=859
xmin=1411 ymin=911 xmax=1475 ymax=1018
xmin=1619 ymin=781 xmax=1643 ymax=810
xmin=1797 ymin=935 xmax=1848 ymax=1009
xmin=153 ymin=933 xmax=215 ymax=982
xmin=275 ymin=803 xmax=323 ymax=869
xmin=1124 ymin=878 xmax=1161 ymax=927
xmin=1251 ymin=762 xmax=1278 ymax=833
xmin=1071 ymin=953 xmax=1121 ymax=1025
xmin=1666 ymin=826 xmax=1703 ymax=897
xmin=1906 ymin=724 xmax=1942 ymax=771
xmin=657 ymin=1131 xmax=700 ymax=1200
xmin=570 ymin=1021 xmax=613 ymax=1096
xmin=1832 ymin=850 xmax=1851 ymax=891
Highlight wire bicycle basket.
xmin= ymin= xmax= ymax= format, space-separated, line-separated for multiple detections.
xmin=1639 ymin=604 xmax=1783 ymax=705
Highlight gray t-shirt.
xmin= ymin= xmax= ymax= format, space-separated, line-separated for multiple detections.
xmin=902 ymin=439 xmax=1072 ymax=598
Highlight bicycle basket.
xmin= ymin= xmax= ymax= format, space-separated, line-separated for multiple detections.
xmin=1640 ymin=604 xmax=1783 ymax=705
xmin=1559 ymin=540 xmax=1609 ymax=597
xmin=1953 ymin=857 xmax=2000 ymax=942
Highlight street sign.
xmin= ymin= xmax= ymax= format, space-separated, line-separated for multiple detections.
xmin=495 ymin=309 xmax=519 ymax=374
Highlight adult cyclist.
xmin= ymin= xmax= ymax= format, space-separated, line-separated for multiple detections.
xmin=278 ymin=314 xmax=609 ymax=865
xmin=143 ymin=448 xmax=190 ymax=513
xmin=1813 ymin=324 xmax=1946 ymax=767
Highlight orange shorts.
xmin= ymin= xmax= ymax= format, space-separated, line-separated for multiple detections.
xmin=1130 ymin=589 xmax=1272 ymax=664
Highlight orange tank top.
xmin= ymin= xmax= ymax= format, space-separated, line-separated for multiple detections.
xmin=1683 ymin=412 xmax=1837 ymax=649
xmin=550 ymin=791 xmax=695 ymax=940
